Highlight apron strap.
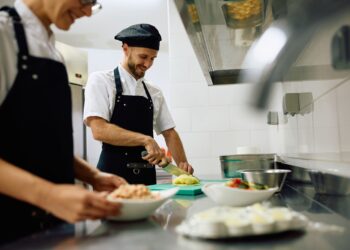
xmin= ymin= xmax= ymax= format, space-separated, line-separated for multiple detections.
xmin=1 ymin=7 xmax=30 ymax=57
xmin=113 ymin=67 xmax=123 ymax=95
xmin=141 ymin=81 xmax=153 ymax=105
xmin=113 ymin=66 xmax=153 ymax=105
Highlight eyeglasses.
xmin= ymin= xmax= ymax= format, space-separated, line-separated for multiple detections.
xmin=81 ymin=0 xmax=102 ymax=15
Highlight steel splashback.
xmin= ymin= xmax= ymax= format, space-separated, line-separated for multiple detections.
xmin=173 ymin=0 xmax=350 ymax=89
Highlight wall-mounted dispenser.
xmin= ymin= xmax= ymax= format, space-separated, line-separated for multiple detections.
xmin=283 ymin=92 xmax=313 ymax=116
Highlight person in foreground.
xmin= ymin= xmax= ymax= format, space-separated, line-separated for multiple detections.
xmin=84 ymin=23 xmax=194 ymax=185
xmin=0 ymin=0 xmax=127 ymax=244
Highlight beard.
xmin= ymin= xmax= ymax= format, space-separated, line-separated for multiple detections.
xmin=127 ymin=58 xmax=145 ymax=79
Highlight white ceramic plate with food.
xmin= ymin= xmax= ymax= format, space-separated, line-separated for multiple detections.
xmin=175 ymin=205 xmax=308 ymax=239
xmin=107 ymin=187 xmax=179 ymax=221
xmin=202 ymin=183 xmax=278 ymax=207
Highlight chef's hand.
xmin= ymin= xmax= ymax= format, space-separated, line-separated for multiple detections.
xmin=90 ymin=172 xmax=128 ymax=192
xmin=178 ymin=162 xmax=194 ymax=175
xmin=41 ymin=184 xmax=121 ymax=223
xmin=143 ymin=137 xmax=166 ymax=165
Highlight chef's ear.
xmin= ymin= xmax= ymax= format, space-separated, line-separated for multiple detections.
xmin=122 ymin=43 xmax=131 ymax=56
xmin=122 ymin=43 xmax=127 ymax=49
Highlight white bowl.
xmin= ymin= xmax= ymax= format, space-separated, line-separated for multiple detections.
xmin=107 ymin=187 xmax=179 ymax=221
xmin=202 ymin=183 xmax=278 ymax=207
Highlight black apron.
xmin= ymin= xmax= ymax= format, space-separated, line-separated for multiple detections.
xmin=97 ymin=67 xmax=156 ymax=185
xmin=0 ymin=7 xmax=74 ymax=244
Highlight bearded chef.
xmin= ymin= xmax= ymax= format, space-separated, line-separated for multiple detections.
xmin=84 ymin=24 xmax=194 ymax=185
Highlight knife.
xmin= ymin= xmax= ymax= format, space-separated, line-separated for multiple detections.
xmin=141 ymin=151 xmax=190 ymax=176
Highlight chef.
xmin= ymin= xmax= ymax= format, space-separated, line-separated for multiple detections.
xmin=84 ymin=23 xmax=194 ymax=185
xmin=0 ymin=0 xmax=127 ymax=244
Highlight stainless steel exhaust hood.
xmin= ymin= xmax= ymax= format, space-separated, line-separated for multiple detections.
xmin=173 ymin=0 xmax=274 ymax=85
xmin=173 ymin=0 xmax=350 ymax=88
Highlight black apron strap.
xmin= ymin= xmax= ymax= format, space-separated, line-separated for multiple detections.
xmin=113 ymin=67 xmax=123 ymax=94
xmin=141 ymin=81 xmax=153 ymax=105
xmin=113 ymin=67 xmax=153 ymax=105
xmin=1 ymin=7 xmax=30 ymax=57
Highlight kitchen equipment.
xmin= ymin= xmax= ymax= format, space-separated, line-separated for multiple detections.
xmin=141 ymin=151 xmax=190 ymax=176
xmin=239 ymin=169 xmax=291 ymax=191
xmin=284 ymin=165 xmax=311 ymax=183
xmin=172 ymin=0 xmax=270 ymax=86
xmin=308 ymin=170 xmax=350 ymax=195
xmin=162 ymin=163 xmax=191 ymax=176
xmin=148 ymin=180 xmax=227 ymax=196
xmin=202 ymin=183 xmax=278 ymax=206
xmin=107 ymin=187 xmax=179 ymax=221
xmin=176 ymin=205 xmax=308 ymax=239
xmin=173 ymin=0 xmax=350 ymax=91
xmin=56 ymin=42 xmax=88 ymax=160
xmin=148 ymin=183 xmax=203 ymax=196
xmin=220 ymin=154 xmax=276 ymax=178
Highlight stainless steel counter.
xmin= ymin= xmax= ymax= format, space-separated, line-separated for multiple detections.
xmin=1 ymin=182 xmax=350 ymax=250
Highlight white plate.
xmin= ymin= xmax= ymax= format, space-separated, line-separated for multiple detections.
xmin=175 ymin=205 xmax=308 ymax=239
xmin=107 ymin=187 xmax=179 ymax=221
xmin=202 ymin=183 xmax=278 ymax=207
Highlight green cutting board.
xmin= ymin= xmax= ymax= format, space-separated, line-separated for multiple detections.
xmin=148 ymin=180 xmax=227 ymax=196
xmin=148 ymin=183 xmax=203 ymax=195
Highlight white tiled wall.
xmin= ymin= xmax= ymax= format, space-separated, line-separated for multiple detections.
xmin=279 ymin=77 xmax=350 ymax=175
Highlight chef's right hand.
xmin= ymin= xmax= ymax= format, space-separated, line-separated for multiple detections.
xmin=40 ymin=184 xmax=121 ymax=223
xmin=142 ymin=136 xmax=167 ymax=165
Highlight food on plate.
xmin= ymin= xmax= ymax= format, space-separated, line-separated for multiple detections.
xmin=249 ymin=212 xmax=275 ymax=233
xmin=172 ymin=174 xmax=200 ymax=185
xmin=175 ymin=203 xmax=308 ymax=238
xmin=267 ymin=207 xmax=293 ymax=231
xmin=109 ymin=184 xmax=159 ymax=200
xmin=225 ymin=178 xmax=268 ymax=190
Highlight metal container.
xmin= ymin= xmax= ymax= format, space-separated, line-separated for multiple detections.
xmin=239 ymin=169 xmax=291 ymax=191
xmin=308 ymin=170 xmax=350 ymax=195
xmin=283 ymin=165 xmax=311 ymax=183
xmin=220 ymin=154 xmax=275 ymax=178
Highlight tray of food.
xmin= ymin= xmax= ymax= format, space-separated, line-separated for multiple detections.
xmin=175 ymin=204 xmax=308 ymax=239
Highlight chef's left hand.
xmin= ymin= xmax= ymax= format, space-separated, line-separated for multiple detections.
xmin=91 ymin=172 xmax=128 ymax=192
xmin=178 ymin=162 xmax=194 ymax=175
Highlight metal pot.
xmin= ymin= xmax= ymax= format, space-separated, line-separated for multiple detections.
xmin=220 ymin=154 xmax=276 ymax=178
xmin=284 ymin=165 xmax=311 ymax=183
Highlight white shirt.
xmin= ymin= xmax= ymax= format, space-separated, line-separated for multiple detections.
xmin=84 ymin=65 xmax=176 ymax=135
xmin=0 ymin=0 xmax=63 ymax=106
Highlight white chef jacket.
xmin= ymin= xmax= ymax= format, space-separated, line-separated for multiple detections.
xmin=0 ymin=0 xmax=63 ymax=106
xmin=84 ymin=65 xmax=176 ymax=135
